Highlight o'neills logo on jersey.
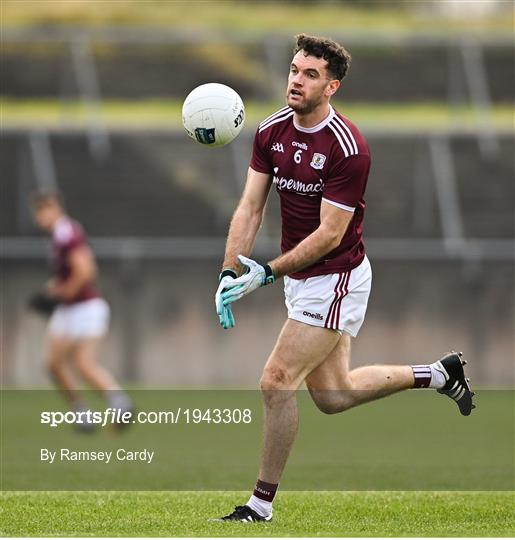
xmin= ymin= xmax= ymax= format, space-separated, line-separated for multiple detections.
xmin=292 ymin=141 xmax=308 ymax=150
xmin=303 ymin=310 xmax=324 ymax=321
xmin=273 ymin=171 xmax=323 ymax=195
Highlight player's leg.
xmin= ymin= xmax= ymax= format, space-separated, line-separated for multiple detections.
xmin=45 ymin=334 xmax=80 ymax=404
xmin=46 ymin=305 xmax=97 ymax=421
xmin=218 ymin=319 xmax=340 ymax=522
xmin=259 ymin=319 xmax=340 ymax=477
xmin=306 ymin=332 xmax=413 ymax=414
xmin=73 ymin=337 xmax=133 ymax=415
xmin=302 ymin=257 xmax=474 ymax=416
xmin=46 ymin=306 xmax=80 ymax=402
xmin=71 ymin=298 xmax=133 ymax=414
xmin=73 ymin=338 xmax=119 ymax=391
xmin=67 ymin=299 xmax=110 ymax=390
xmin=306 ymin=336 xmax=474 ymax=416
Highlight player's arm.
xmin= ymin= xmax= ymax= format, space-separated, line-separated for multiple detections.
xmin=221 ymin=201 xmax=353 ymax=306
xmin=216 ymin=166 xmax=272 ymax=329
xmin=222 ymin=166 xmax=272 ymax=274
xmin=48 ymin=246 xmax=97 ymax=300
xmin=269 ymin=200 xmax=353 ymax=279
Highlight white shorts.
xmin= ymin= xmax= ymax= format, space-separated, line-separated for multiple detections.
xmin=284 ymin=256 xmax=372 ymax=337
xmin=48 ymin=298 xmax=110 ymax=340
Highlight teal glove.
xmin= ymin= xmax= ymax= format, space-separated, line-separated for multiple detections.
xmin=221 ymin=255 xmax=275 ymax=306
xmin=215 ymin=270 xmax=237 ymax=329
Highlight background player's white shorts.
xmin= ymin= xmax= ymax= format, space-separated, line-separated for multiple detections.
xmin=48 ymin=298 xmax=110 ymax=340
xmin=284 ymin=256 xmax=372 ymax=337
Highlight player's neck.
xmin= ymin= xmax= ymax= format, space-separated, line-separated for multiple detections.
xmin=51 ymin=213 xmax=67 ymax=230
xmin=293 ymin=103 xmax=331 ymax=129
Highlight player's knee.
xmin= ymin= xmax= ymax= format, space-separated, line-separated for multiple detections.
xmin=309 ymin=384 xmax=356 ymax=415
xmin=316 ymin=396 xmax=355 ymax=414
xmin=315 ymin=399 xmax=340 ymax=415
xmin=309 ymin=390 xmax=341 ymax=414
xmin=74 ymin=354 xmax=93 ymax=373
xmin=260 ymin=365 xmax=292 ymax=392
xmin=46 ymin=354 xmax=64 ymax=376
xmin=46 ymin=357 xmax=58 ymax=373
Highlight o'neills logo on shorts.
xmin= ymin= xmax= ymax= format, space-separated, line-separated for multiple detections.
xmin=273 ymin=174 xmax=323 ymax=195
xmin=303 ymin=310 xmax=324 ymax=321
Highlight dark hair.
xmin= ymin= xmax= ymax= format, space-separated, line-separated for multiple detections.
xmin=294 ymin=33 xmax=351 ymax=81
xmin=29 ymin=190 xmax=65 ymax=209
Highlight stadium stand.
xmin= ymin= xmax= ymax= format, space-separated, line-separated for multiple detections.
xmin=2 ymin=37 xmax=513 ymax=103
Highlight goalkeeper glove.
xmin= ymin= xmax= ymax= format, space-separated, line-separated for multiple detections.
xmin=221 ymin=255 xmax=275 ymax=306
xmin=215 ymin=269 xmax=237 ymax=329
xmin=27 ymin=291 xmax=59 ymax=317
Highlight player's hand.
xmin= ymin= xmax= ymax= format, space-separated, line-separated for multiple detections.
xmin=45 ymin=278 xmax=66 ymax=299
xmin=221 ymin=255 xmax=275 ymax=306
xmin=215 ymin=271 xmax=237 ymax=329
xmin=27 ymin=290 xmax=59 ymax=317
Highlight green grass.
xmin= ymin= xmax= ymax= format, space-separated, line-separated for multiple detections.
xmin=2 ymin=0 xmax=512 ymax=34
xmin=1 ymin=491 xmax=513 ymax=537
xmin=2 ymin=99 xmax=514 ymax=131
xmin=2 ymin=391 xmax=513 ymax=536
xmin=3 ymin=390 xmax=514 ymax=493
xmin=2 ymin=390 xmax=513 ymax=492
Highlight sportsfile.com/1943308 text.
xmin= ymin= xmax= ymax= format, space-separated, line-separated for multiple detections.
xmin=40 ymin=408 xmax=253 ymax=428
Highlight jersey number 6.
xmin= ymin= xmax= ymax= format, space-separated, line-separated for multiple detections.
xmin=294 ymin=149 xmax=303 ymax=164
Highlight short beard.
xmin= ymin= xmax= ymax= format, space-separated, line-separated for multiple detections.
xmin=287 ymin=94 xmax=323 ymax=115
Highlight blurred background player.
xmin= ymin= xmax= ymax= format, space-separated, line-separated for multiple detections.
xmin=30 ymin=192 xmax=132 ymax=425
xmin=215 ymin=34 xmax=475 ymax=522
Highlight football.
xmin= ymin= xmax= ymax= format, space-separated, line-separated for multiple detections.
xmin=182 ymin=83 xmax=245 ymax=147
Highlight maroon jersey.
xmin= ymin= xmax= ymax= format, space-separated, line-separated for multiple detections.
xmin=250 ymin=105 xmax=370 ymax=279
xmin=51 ymin=216 xmax=99 ymax=304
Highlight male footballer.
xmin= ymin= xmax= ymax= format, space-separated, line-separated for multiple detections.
xmin=214 ymin=34 xmax=475 ymax=522
xmin=30 ymin=192 xmax=132 ymax=428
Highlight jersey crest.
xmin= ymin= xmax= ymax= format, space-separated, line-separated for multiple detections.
xmin=310 ymin=152 xmax=326 ymax=170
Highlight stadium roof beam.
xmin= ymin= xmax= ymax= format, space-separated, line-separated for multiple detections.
xmin=28 ymin=130 xmax=58 ymax=192
xmin=460 ymin=38 xmax=500 ymax=159
xmin=429 ymin=136 xmax=466 ymax=256
xmin=69 ymin=35 xmax=111 ymax=161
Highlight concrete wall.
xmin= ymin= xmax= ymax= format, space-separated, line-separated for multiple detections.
xmin=2 ymin=259 xmax=513 ymax=387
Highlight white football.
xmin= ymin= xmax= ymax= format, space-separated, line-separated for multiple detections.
xmin=182 ymin=83 xmax=245 ymax=147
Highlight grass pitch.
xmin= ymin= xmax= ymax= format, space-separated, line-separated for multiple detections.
xmin=2 ymin=391 xmax=513 ymax=536
xmin=3 ymin=390 xmax=513 ymax=492
xmin=1 ymin=490 xmax=513 ymax=537
xmin=0 ymin=491 xmax=515 ymax=537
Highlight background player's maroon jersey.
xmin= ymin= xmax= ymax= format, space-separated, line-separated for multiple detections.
xmin=51 ymin=216 xmax=100 ymax=304
xmin=250 ymin=105 xmax=370 ymax=279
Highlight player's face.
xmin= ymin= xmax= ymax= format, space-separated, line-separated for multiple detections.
xmin=33 ymin=201 xmax=61 ymax=231
xmin=286 ymin=51 xmax=339 ymax=114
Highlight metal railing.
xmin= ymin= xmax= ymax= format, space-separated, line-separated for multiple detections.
xmin=2 ymin=236 xmax=514 ymax=261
